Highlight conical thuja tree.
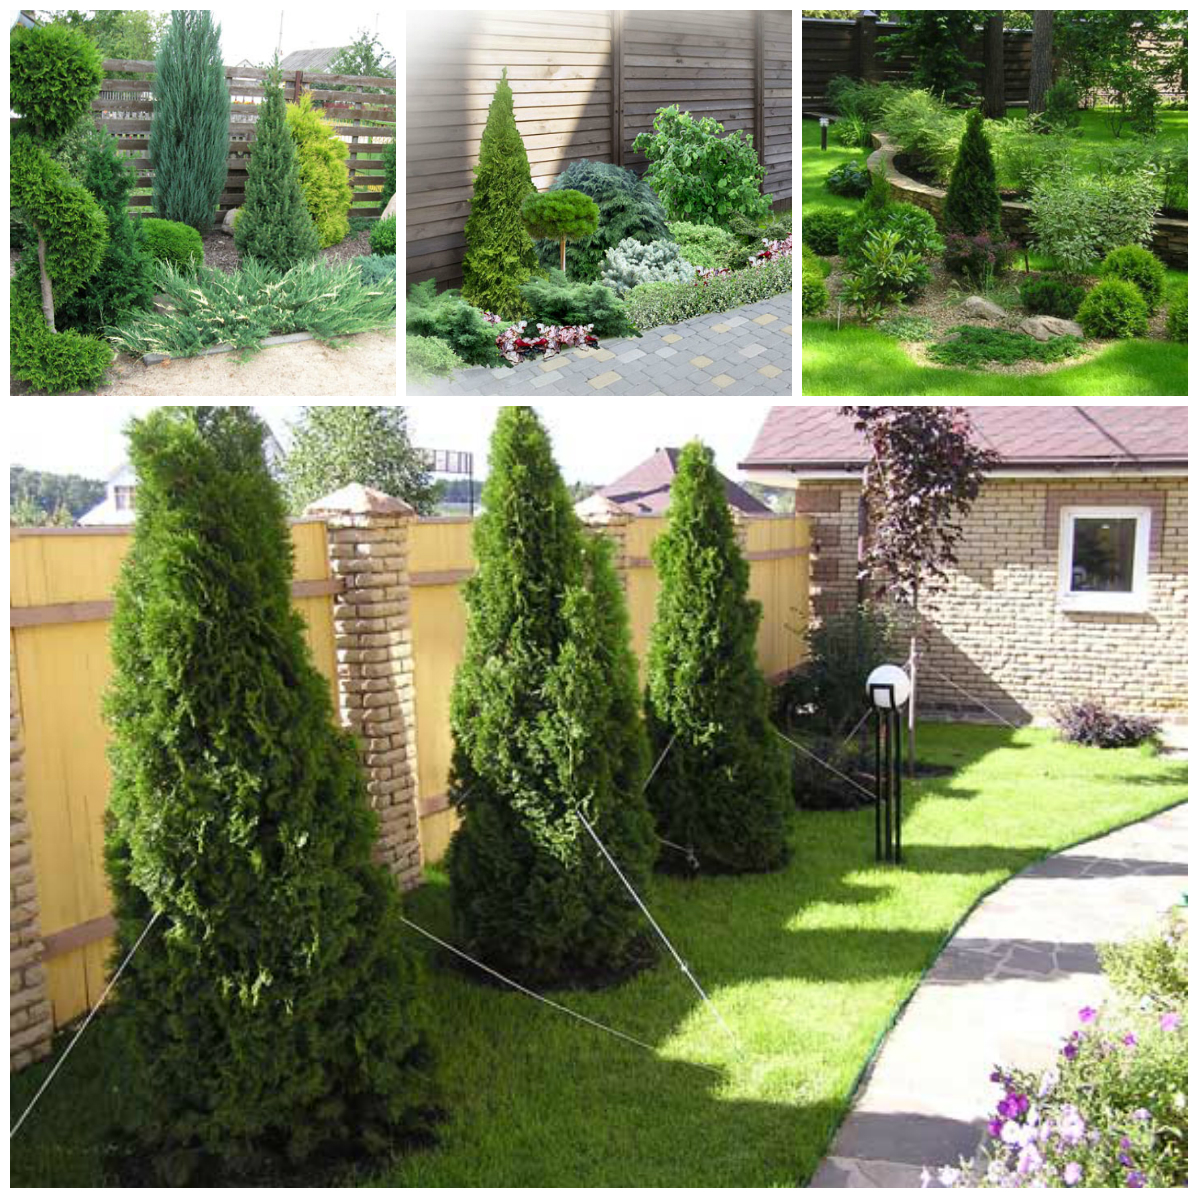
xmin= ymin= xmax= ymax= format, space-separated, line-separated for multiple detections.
xmin=446 ymin=406 xmax=657 ymax=987
xmin=235 ymin=59 xmax=320 ymax=272
xmin=644 ymin=441 xmax=791 ymax=875
xmin=460 ymin=68 xmax=540 ymax=319
xmin=943 ymin=107 xmax=1003 ymax=239
xmin=103 ymin=407 xmax=436 ymax=1185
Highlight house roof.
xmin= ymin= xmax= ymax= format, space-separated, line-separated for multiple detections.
xmin=591 ymin=447 xmax=771 ymax=516
xmin=741 ymin=407 xmax=1188 ymax=473
xmin=279 ymin=46 xmax=396 ymax=75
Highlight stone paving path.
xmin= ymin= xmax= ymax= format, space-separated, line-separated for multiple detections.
xmin=407 ymin=292 xmax=793 ymax=397
xmin=809 ymin=802 xmax=1189 ymax=1188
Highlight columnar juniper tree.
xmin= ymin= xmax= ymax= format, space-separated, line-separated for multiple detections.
xmin=149 ymin=10 xmax=230 ymax=234
xmin=643 ymin=441 xmax=791 ymax=875
xmin=943 ymin=107 xmax=1004 ymax=240
xmin=103 ymin=407 xmax=437 ymax=1185
xmin=841 ymin=406 xmax=999 ymax=775
xmin=235 ymin=59 xmax=320 ymax=272
xmin=446 ymin=407 xmax=657 ymax=988
xmin=460 ymin=69 xmax=540 ymax=319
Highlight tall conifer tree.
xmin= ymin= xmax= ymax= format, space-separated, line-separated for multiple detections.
xmin=943 ymin=108 xmax=1004 ymax=239
xmin=460 ymin=69 xmax=540 ymax=319
xmin=644 ymin=441 xmax=791 ymax=875
xmin=235 ymin=59 xmax=320 ymax=272
xmin=446 ymin=407 xmax=657 ymax=987
xmin=103 ymin=407 xmax=436 ymax=1184
xmin=149 ymin=10 xmax=230 ymax=234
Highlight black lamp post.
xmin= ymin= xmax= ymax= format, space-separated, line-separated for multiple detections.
xmin=867 ymin=664 xmax=910 ymax=864
xmin=820 ymin=116 xmax=829 ymax=151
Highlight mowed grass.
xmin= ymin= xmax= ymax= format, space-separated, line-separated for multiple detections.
xmin=10 ymin=725 xmax=1186 ymax=1187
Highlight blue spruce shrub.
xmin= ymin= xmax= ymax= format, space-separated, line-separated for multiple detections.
xmin=600 ymin=238 xmax=697 ymax=297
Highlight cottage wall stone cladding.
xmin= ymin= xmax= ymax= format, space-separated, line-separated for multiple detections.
xmin=11 ymin=661 xmax=54 ymax=1073
xmin=793 ymin=476 xmax=1187 ymax=721
xmin=305 ymin=488 xmax=424 ymax=892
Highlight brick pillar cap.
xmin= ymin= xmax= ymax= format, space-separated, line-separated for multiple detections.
xmin=304 ymin=484 xmax=415 ymax=518
xmin=574 ymin=493 xmax=627 ymax=523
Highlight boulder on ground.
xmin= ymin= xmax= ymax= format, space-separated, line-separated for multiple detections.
xmin=959 ymin=295 xmax=1006 ymax=321
xmin=381 ymin=194 xmax=396 ymax=221
xmin=220 ymin=207 xmax=239 ymax=237
xmin=1019 ymin=315 xmax=1085 ymax=341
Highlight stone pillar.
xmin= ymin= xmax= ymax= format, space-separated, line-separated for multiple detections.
xmin=11 ymin=657 xmax=54 ymax=1072
xmin=855 ymin=11 xmax=879 ymax=84
xmin=304 ymin=485 xmax=423 ymax=891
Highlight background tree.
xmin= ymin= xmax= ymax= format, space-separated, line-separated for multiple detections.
xmin=643 ymin=441 xmax=791 ymax=875
xmin=877 ymin=11 xmax=987 ymax=103
xmin=1028 ymin=9 xmax=1055 ymax=114
xmin=445 ymin=407 xmax=658 ymax=987
xmin=983 ymin=12 xmax=1007 ymax=119
xmin=460 ymin=69 xmax=540 ymax=319
xmin=520 ymin=189 xmax=600 ymax=274
xmin=149 ymin=10 xmax=229 ymax=234
xmin=943 ymin=107 xmax=1003 ymax=239
xmin=281 ymin=406 xmax=438 ymax=515
xmin=10 ymin=465 xmax=105 ymax=520
xmin=35 ymin=9 xmax=168 ymax=80
xmin=234 ymin=59 xmax=320 ymax=272
xmin=103 ymin=406 xmax=437 ymax=1185
xmin=840 ymin=407 xmax=999 ymax=775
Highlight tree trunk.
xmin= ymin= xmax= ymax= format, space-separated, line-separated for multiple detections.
xmin=560 ymin=235 xmax=567 ymax=273
xmin=984 ymin=13 xmax=1006 ymax=119
xmin=907 ymin=581 xmax=918 ymax=779
xmin=36 ymin=235 xmax=55 ymax=332
xmin=1028 ymin=10 xmax=1055 ymax=115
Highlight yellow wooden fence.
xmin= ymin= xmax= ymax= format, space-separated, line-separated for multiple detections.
xmin=10 ymin=511 xmax=808 ymax=1029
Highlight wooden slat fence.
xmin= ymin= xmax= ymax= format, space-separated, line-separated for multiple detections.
xmin=407 ymin=8 xmax=792 ymax=294
xmin=86 ymin=59 xmax=396 ymax=220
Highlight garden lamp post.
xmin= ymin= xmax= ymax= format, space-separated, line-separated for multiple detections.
xmin=867 ymin=664 xmax=910 ymax=864
xmin=820 ymin=116 xmax=829 ymax=151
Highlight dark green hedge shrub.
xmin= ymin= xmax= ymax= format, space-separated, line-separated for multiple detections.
xmin=406 ymin=279 xmax=502 ymax=368
xmin=369 ymin=214 xmax=396 ymax=256
xmin=140 ymin=217 xmax=203 ymax=272
xmin=802 ymin=271 xmax=828 ymax=317
xmin=801 ymin=208 xmax=853 ymax=256
xmin=1098 ymin=244 xmax=1167 ymax=313
xmin=518 ymin=270 xmax=638 ymax=338
xmin=1019 ymin=277 xmax=1086 ymax=318
xmin=1166 ymin=291 xmax=1187 ymax=342
xmin=380 ymin=140 xmax=396 ymax=201
xmin=1076 ymin=278 xmax=1150 ymax=339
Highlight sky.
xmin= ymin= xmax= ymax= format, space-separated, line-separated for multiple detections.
xmin=7 ymin=403 xmax=785 ymax=486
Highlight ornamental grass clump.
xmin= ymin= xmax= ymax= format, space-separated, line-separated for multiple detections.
xmin=103 ymin=406 xmax=437 ymax=1186
xmin=445 ymin=406 xmax=658 ymax=988
xmin=643 ymin=441 xmax=791 ymax=875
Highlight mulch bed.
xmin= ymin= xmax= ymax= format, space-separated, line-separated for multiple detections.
xmin=201 ymin=227 xmax=374 ymax=274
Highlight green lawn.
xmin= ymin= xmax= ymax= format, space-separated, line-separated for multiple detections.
xmin=10 ymin=725 xmax=1186 ymax=1187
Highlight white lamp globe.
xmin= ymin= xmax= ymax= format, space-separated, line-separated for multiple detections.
xmin=866 ymin=664 xmax=911 ymax=709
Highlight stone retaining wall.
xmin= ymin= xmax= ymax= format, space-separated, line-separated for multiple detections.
xmin=866 ymin=133 xmax=1188 ymax=268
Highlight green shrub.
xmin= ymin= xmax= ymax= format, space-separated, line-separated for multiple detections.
xmin=517 ymin=270 xmax=637 ymax=338
xmin=928 ymin=325 xmax=1085 ymax=368
xmin=446 ymin=407 xmax=658 ymax=987
xmin=668 ymin=219 xmax=741 ymax=270
xmin=644 ymin=441 xmax=791 ymax=874
xmin=103 ymin=407 xmax=436 ymax=1185
xmin=723 ymin=209 xmax=792 ymax=245
xmin=354 ymin=253 xmax=397 ymax=286
xmin=831 ymin=114 xmax=871 ymax=148
xmin=942 ymin=230 xmax=1016 ymax=286
xmin=801 ymin=208 xmax=853 ymax=256
xmin=139 ymin=217 xmax=204 ymax=272
xmin=1019 ymin=276 xmax=1086 ymax=318
xmin=801 ymin=244 xmax=831 ymax=278
xmin=943 ymin=107 xmax=1002 ymax=239
xmin=285 ymin=91 xmax=352 ymax=248
xmin=1043 ymin=78 xmax=1082 ymax=130
xmin=623 ymin=254 xmax=792 ymax=331
xmin=875 ymin=313 xmax=935 ymax=340
xmin=1076 ymin=278 xmax=1150 ymax=339
xmin=631 ymin=104 xmax=771 ymax=226
xmin=407 ymin=334 xmax=465 ymax=383
xmin=369 ymin=215 xmax=396 ymax=256
xmin=838 ymin=201 xmax=942 ymax=267
xmin=380 ymin=139 xmax=396 ymax=201
xmin=825 ymin=76 xmax=905 ymax=127
xmin=841 ymin=228 xmax=929 ymax=319
xmin=600 ymin=237 xmax=696 ymax=297
xmin=824 ymin=159 xmax=871 ymax=197
xmin=801 ymin=271 xmax=828 ymax=317
xmin=990 ymin=124 xmax=1072 ymax=193
xmin=1098 ymin=245 xmax=1167 ymax=313
xmin=534 ymin=159 xmax=670 ymax=283
xmin=1099 ymin=909 xmax=1188 ymax=1012
xmin=1165 ymin=291 xmax=1187 ymax=342
xmin=878 ymin=87 xmax=963 ymax=184
xmin=10 ymin=21 xmax=103 ymax=142
xmin=405 ymin=279 xmax=502 ymax=368
xmin=520 ymin=188 xmax=599 ymax=273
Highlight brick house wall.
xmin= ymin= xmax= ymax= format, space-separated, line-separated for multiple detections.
xmin=794 ymin=476 xmax=1187 ymax=722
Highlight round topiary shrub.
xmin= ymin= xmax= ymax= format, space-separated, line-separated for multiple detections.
xmin=140 ymin=217 xmax=204 ymax=272
xmin=1165 ymin=291 xmax=1187 ymax=342
xmin=802 ymin=270 xmax=828 ymax=317
xmin=1076 ymin=278 xmax=1150 ymax=339
xmin=1019 ymin=277 xmax=1086 ymax=319
xmin=801 ymin=208 xmax=853 ymax=256
xmin=369 ymin=214 xmax=396 ymax=256
xmin=1098 ymin=245 xmax=1167 ymax=313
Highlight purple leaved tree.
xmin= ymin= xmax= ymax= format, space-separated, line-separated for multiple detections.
xmin=841 ymin=406 xmax=1000 ymax=775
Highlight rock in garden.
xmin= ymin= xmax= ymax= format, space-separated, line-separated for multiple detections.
xmin=381 ymin=193 xmax=397 ymax=221
xmin=1019 ymin=315 xmax=1085 ymax=342
xmin=220 ymin=207 xmax=239 ymax=236
xmin=959 ymin=296 xmax=1006 ymax=321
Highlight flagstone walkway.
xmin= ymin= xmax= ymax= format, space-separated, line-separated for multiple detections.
xmin=407 ymin=292 xmax=793 ymax=397
xmin=808 ymin=801 xmax=1189 ymax=1188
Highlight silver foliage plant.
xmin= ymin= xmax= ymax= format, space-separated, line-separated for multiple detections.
xmin=600 ymin=237 xmax=697 ymax=297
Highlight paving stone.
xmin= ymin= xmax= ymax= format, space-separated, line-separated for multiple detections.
xmin=661 ymin=333 xmax=682 ymax=343
xmin=616 ymin=347 xmax=647 ymax=363
xmin=724 ymin=315 xmax=750 ymax=327
xmin=688 ymin=355 xmax=714 ymax=369
xmin=758 ymin=363 xmax=784 ymax=378
xmin=710 ymin=322 xmax=732 ymax=333
xmin=737 ymin=342 xmax=768 ymax=358
xmin=587 ymin=369 xmax=622 ymax=389
xmin=752 ymin=313 xmax=779 ymax=325
xmin=655 ymin=346 xmax=679 ymax=358
xmin=530 ymin=370 xmax=564 ymax=387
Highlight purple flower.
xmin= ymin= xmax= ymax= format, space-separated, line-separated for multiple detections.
xmin=1160 ymin=1012 xmax=1180 ymax=1032
xmin=1127 ymin=1171 xmax=1146 ymax=1187
xmin=1131 ymin=1108 xmax=1151 ymax=1122
xmin=1058 ymin=1107 xmax=1086 ymax=1146
xmin=1119 ymin=1153 xmax=1133 ymax=1167
xmin=988 ymin=1118 xmax=1004 ymax=1138
xmin=1062 ymin=1041 xmax=1078 ymax=1060
xmin=1077 ymin=1005 xmax=1096 ymax=1024
xmin=1017 ymin=1142 xmax=1043 ymax=1176
xmin=990 ymin=1069 xmax=1004 ymax=1084
xmin=1123 ymin=1032 xmax=1138 ymax=1047
xmin=1121 ymin=1137 xmax=1132 ymax=1150
xmin=1063 ymin=1162 xmax=1083 ymax=1186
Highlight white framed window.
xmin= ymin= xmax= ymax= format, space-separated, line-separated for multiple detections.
xmin=1057 ymin=505 xmax=1151 ymax=613
xmin=114 ymin=485 xmax=136 ymax=512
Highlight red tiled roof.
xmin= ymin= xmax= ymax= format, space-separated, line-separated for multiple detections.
xmin=595 ymin=447 xmax=771 ymax=516
xmin=740 ymin=406 xmax=1188 ymax=470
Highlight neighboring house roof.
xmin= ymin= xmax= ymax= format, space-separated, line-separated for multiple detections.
xmin=741 ymin=407 xmax=1189 ymax=474
xmin=279 ymin=46 xmax=395 ymax=75
xmin=589 ymin=447 xmax=771 ymax=517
